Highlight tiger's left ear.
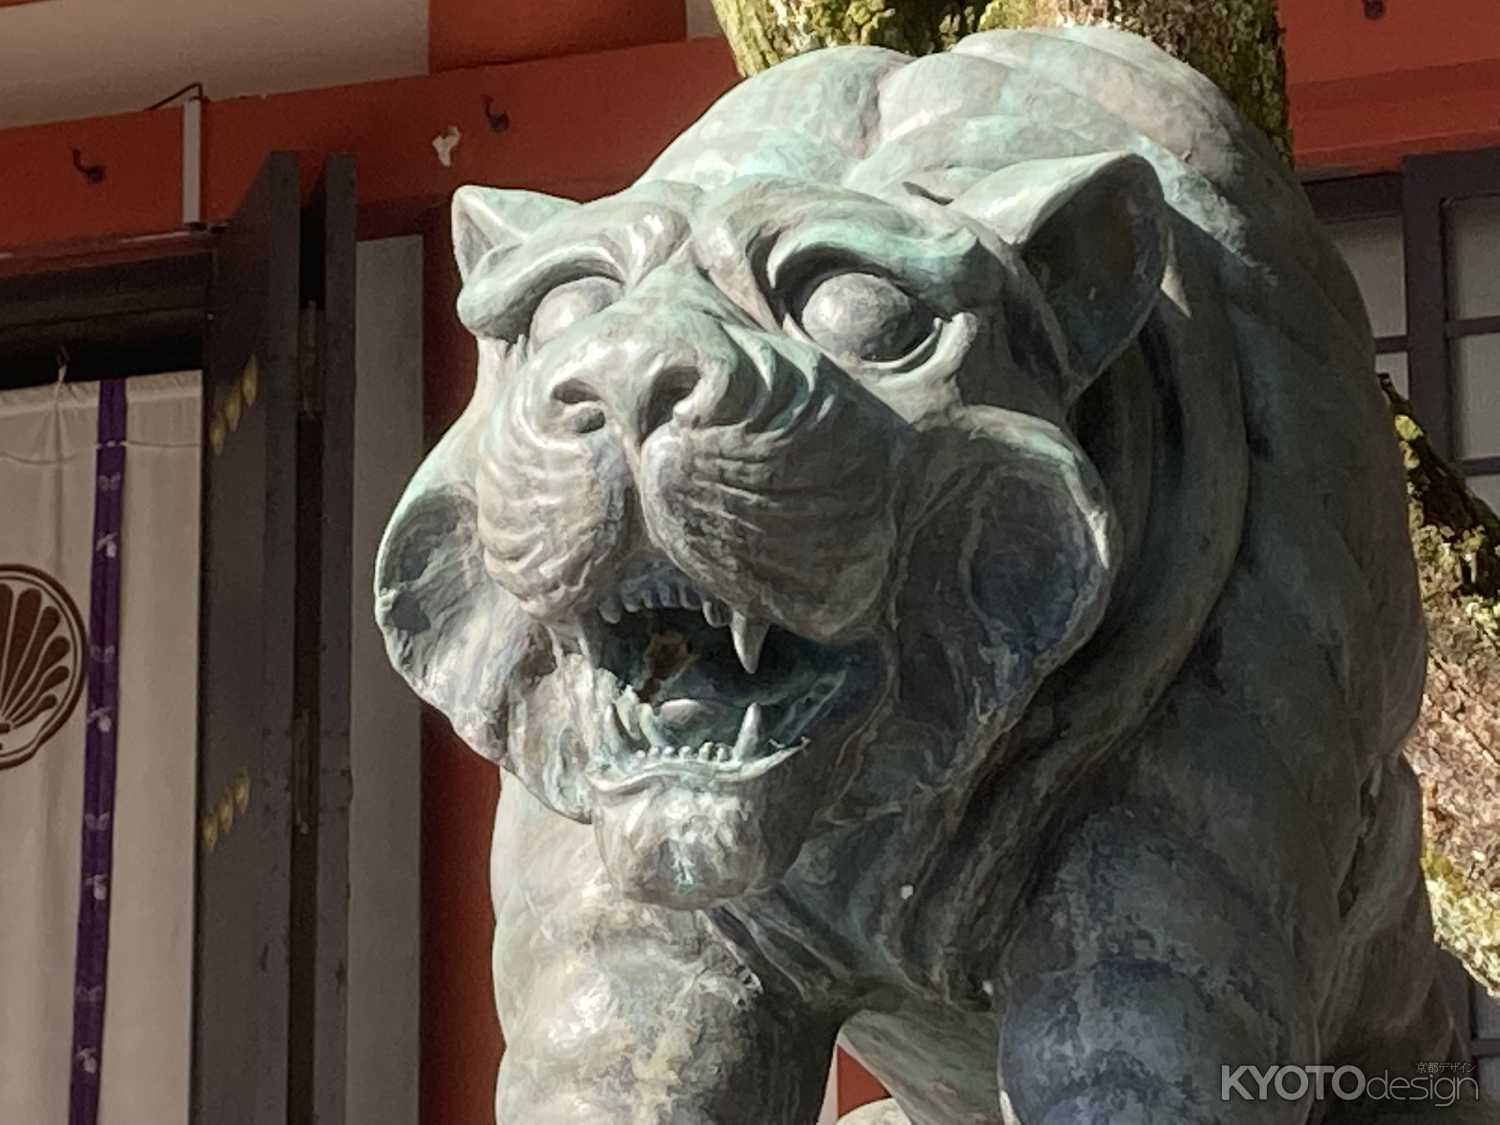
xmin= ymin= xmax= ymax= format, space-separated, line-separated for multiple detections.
xmin=452 ymin=185 xmax=578 ymax=284
xmin=951 ymin=152 xmax=1169 ymax=382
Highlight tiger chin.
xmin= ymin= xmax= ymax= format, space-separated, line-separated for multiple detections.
xmin=377 ymin=27 xmax=1481 ymax=1125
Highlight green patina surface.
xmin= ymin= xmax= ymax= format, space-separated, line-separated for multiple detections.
xmin=709 ymin=0 xmax=1292 ymax=161
xmin=706 ymin=0 xmax=1497 ymax=994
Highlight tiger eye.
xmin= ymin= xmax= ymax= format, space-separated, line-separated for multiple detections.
xmin=796 ymin=272 xmax=932 ymax=364
xmin=530 ymin=276 xmax=623 ymax=347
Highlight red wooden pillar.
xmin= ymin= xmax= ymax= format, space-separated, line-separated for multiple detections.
xmin=837 ymin=1050 xmax=891 ymax=1116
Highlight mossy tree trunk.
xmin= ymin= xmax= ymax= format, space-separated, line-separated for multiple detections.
xmin=708 ymin=0 xmax=1499 ymax=992
xmin=1392 ymin=385 xmax=1500 ymax=991
xmin=709 ymin=0 xmax=1291 ymax=159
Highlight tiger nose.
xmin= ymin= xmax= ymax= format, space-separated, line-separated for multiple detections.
xmin=529 ymin=297 xmax=769 ymax=444
xmin=544 ymin=361 xmax=706 ymax=443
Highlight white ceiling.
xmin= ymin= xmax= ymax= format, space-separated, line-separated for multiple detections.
xmin=0 ymin=0 xmax=428 ymax=129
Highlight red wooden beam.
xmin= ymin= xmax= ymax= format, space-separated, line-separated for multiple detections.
xmin=0 ymin=37 xmax=740 ymax=254
xmin=207 ymin=36 xmax=737 ymax=230
xmin=1279 ymin=0 xmax=1500 ymax=86
xmin=1278 ymin=0 xmax=1500 ymax=171
xmin=428 ymin=0 xmax=686 ymax=73
xmin=0 ymin=109 xmax=183 ymax=250
xmin=1290 ymin=57 xmax=1500 ymax=172
xmin=9 ymin=17 xmax=1500 ymax=256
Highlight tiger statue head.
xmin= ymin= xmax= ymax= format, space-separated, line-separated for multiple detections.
xmin=375 ymin=30 xmax=1420 ymax=929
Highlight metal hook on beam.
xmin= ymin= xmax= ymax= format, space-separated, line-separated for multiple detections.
xmin=482 ymin=96 xmax=511 ymax=135
xmin=71 ymin=149 xmax=105 ymax=185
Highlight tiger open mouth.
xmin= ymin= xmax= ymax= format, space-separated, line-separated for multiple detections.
xmin=575 ymin=561 xmax=871 ymax=795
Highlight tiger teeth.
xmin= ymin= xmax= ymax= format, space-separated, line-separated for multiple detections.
xmin=624 ymin=739 xmax=735 ymax=760
xmin=606 ymin=698 xmax=763 ymax=768
xmin=730 ymin=613 xmax=769 ymax=675
xmin=600 ymin=573 xmax=726 ymax=619
xmin=639 ymin=702 xmax=667 ymax=745
xmin=575 ymin=616 xmax=603 ymax=664
xmin=607 ymin=706 xmax=630 ymax=742
xmin=734 ymin=701 xmax=763 ymax=758
xmin=615 ymin=690 xmax=642 ymax=739
xmin=591 ymin=573 xmax=769 ymax=675
xmin=628 ymin=740 xmax=741 ymax=761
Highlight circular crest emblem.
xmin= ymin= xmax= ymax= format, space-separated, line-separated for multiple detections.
xmin=0 ymin=564 xmax=87 ymax=770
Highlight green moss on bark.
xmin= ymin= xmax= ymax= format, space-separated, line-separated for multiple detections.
xmin=1387 ymin=380 xmax=1500 ymax=993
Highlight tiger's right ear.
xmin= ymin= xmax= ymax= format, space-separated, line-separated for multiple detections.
xmin=452 ymin=186 xmax=579 ymax=283
xmin=950 ymin=153 xmax=1167 ymax=393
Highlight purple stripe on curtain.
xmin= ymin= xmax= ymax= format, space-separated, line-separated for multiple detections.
xmin=68 ymin=379 xmax=127 ymax=1125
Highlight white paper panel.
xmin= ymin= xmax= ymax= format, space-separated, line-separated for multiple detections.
xmin=1448 ymin=194 xmax=1500 ymax=321
xmin=1454 ymin=334 xmax=1500 ymax=459
xmin=1468 ymin=474 xmax=1500 ymax=514
xmin=1329 ymin=215 xmax=1406 ymax=339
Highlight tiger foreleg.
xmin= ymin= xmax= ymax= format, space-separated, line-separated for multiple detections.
xmin=997 ymin=805 xmax=1319 ymax=1124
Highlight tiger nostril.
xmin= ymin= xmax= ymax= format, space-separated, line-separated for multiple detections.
xmin=549 ymin=377 xmax=607 ymax=434
xmin=641 ymin=367 xmax=701 ymax=439
xmin=570 ymin=408 xmax=606 ymax=435
xmin=552 ymin=378 xmax=600 ymax=406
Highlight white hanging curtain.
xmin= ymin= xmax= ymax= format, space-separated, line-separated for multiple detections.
xmin=0 ymin=371 xmax=201 ymax=1125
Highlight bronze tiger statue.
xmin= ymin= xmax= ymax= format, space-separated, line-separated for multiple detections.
xmin=377 ymin=27 xmax=1492 ymax=1124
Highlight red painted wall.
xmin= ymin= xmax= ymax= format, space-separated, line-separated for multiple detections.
xmin=429 ymin=0 xmax=686 ymax=72
xmin=838 ymin=1050 xmax=894 ymax=1115
xmin=419 ymin=712 xmax=502 ymax=1124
